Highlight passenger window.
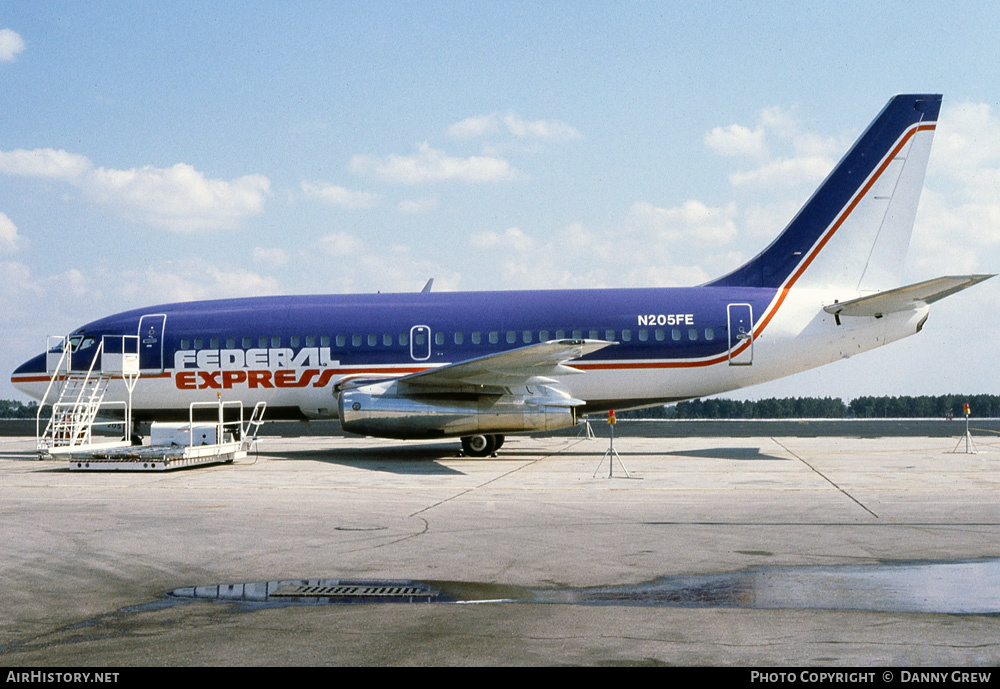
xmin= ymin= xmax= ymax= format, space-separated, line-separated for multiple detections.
xmin=352 ymin=334 xmax=362 ymax=347
xmin=472 ymin=331 xmax=482 ymax=344
xmin=539 ymin=330 xmax=549 ymax=341
xmin=572 ymin=329 xmax=583 ymax=339
xmin=306 ymin=335 xmax=316 ymax=347
xmin=672 ymin=328 xmax=681 ymax=341
xmin=368 ymin=334 xmax=377 ymax=347
xmin=522 ymin=331 xmax=532 ymax=344
xmin=638 ymin=329 xmax=648 ymax=342
xmin=399 ymin=333 xmax=408 ymax=346
xmin=415 ymin=332 xmax=426 ymax=346
xmin=322 ymin=335 xmax=331 ymax=347
xmin=258 ymin=336 xmax=267 ymax=348
xmin=655 ymin=328 xmax=665 ymax=341
xmin=210 ymin=337 xmax=219 ymax=348
xmin=589 ymin=329 xmax=599 ymax=340
xmin=181 ymin=338 xmax=190 ymax=350
xmin=271 ymin=336 xmax=281 ymax=348
xmin=242 ymin=336 xmax=252 ymax=348
xmin=688 ymin=328 xmax=698 ymax=341
xmin=506 ymin=331 xmax=516 ymax=344
xmin=194 ymin=338 xmax=204 ymax=349
xmin=226 ymin=337 xmax=236 ymax=348
xmin=489 ymin=331 xmax=499 ymax=344
xmin=605 ymin=329 xmax=615 ymax=341
xmin=454 ymin=332 xmax=464 ymax=345
xmin=705 ymin=328 xmax=715 ymax=341
xmin=621 ymin=329 xmax=632 ymax=342
xmin=291 ymin=336 xmax=300 ymax=348
xmin=335 ymin=335 xmax=345 ymax=347
xmin=555 ymin=330 xmax=566 ymax=339
xmin=383 ymin=334 xmax=392 ymax=346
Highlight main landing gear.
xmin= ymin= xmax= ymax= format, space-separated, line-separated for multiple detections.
xmin=460 ymin=434 xmax=505 ymax=458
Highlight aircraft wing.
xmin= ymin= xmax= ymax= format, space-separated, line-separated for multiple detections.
xmin=824 ymin=275 xmax=994 ymax=319
xmin=400 ymin=339 xmax=616 ymax=388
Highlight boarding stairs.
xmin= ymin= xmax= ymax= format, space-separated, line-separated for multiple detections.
xmin=40 ymin=371 xmax=113 ymax=450
xmin=36 ymin=335 xmax=140 ymax=457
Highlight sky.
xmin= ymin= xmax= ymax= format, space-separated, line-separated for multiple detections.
xmin=1 ymin=2 xmax=998 ymax=404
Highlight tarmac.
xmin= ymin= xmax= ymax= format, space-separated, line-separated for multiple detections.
xmin=1 ymin=423 xmax=999 ymax=666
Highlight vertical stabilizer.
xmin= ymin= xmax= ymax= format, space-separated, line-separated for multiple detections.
xmin=710 ymin=95 xmax=941 ymax=292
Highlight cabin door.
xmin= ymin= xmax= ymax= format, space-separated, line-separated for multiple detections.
xmin=137 ymin=314 xmax=167 ymax=374
xmin=727 ymin=304 xmax=753 ymax=366
xmin=410 ymin=325 xmax=431 ymax=361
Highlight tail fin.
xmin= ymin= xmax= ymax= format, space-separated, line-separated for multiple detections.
xmin=709 ymin=94 xmax=941 ymax=292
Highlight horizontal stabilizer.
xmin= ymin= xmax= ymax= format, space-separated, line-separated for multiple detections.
xmin=824 ymin=275 xmax=994 ymax=318
xmin=401 ymin=339 xmax=616 ymax=388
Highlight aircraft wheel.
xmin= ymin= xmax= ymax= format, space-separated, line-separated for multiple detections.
xmin=493 ymin=434 xmax=505 ymax=450
xmin=461 ymin=434 xmax=497 ymax=458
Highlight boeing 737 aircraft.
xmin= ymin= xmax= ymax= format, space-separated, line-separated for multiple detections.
xmin=11 ymin=94 xmax=993 ymax=456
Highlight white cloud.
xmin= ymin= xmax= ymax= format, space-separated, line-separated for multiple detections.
xmin=0 ymin=29 xmax=25 ymax=62
xmin=301 ymin=181 xmax=378 ymax=209
xmin=470 ymin=226 xmax=537 ymax=252
xmin=741 ymin=200 xmax=802 ymax=241
xmin=704 ymin=124 xmax=766 ymax=157
xmin=707 ymin=105 xmax=840 ymax=190
xmin=0 ymin=148 xmax=271 ymax=232
xmin=350 ymin=142 xmax=520 ymax=184
xmin=448 ymin=112 xmax=581 ymax=142
xmin=906 ymin=101 xmax=1000 ymax=277
xmin=397 ymin=197 xmax=438 ymax=214
xmin=294 ymin=233 xmax=460 ymax=293
xmin=447 ymin=115 xmax=500 ymax=139
xmin=928 ymin=101 xmax=1000 ymax=195
xmin=0 ymin=258 xmax=31 ymax=283
xmin=114 ymin=262 xmax=282 ymax=305
xmin=86 ymin=164 xmax=270 ymax=231
xmin=0 ymin=148 xmax=91 ymax=179
xmin=252 ymin=246 xmax=290 ymax=268
xmin=729 ymin=156 xmax=833 ymax=188
xmin=758 ymin=105 xmax=799 ymax=137
xmin=315 ymin=231 xmax=364 ymax=258
xmin=0 ymin=212 xmax=21 ymax=254
xmin=464 ymin=219 xmax=736 ymax=291
xmin=629 ymin=200 xmax=738 ymax=244
xmin=502 ymin=113 xmax=581 ymax=141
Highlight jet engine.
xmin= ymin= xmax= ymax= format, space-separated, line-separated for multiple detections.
xmin=338 ymin=379 xmax=579 ymax=440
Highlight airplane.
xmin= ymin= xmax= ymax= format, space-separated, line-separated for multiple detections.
xmin=10 ymin=94 xmax=994 ymax=457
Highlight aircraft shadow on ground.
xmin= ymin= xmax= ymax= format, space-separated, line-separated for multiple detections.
xmin=253 ymin=443 xmax=468 ymax=474
xmin=540 ymin=444 xmax=789 ymax=461
xmin=659 ymin=447 xmax=788 ymax=461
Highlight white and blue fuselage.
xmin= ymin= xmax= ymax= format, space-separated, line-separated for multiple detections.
xmin=10 ymin=95 xmax=992 ymax=453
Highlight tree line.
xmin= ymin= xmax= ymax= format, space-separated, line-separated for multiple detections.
xmin=615 ymin=394 xmax=1000 ymax=420
xmin=0 ymin=399 xmax=39 ymax=419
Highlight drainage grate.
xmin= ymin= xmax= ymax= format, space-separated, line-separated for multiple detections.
xmin=272 ymin=584 xmax=437 ymax=598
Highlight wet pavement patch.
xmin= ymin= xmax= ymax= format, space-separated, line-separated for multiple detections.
xmin=169 ymin=558 xmax=1000 ymax=614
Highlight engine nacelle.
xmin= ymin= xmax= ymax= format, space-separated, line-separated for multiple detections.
xmin=338 ymin=380 xmax=578 ymax=439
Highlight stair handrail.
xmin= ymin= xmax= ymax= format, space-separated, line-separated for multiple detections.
xmin=36 ymin=335 xmax=71 ymax=443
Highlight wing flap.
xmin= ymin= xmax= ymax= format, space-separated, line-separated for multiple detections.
xmin=824 ymin=275 xmax=994 ymax=318
xmin=400 ymin=339 xmax=616 ymax=388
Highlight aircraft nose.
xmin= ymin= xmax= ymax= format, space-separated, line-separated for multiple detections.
xmin=11 ymin=352 xmax=47 ymax=396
